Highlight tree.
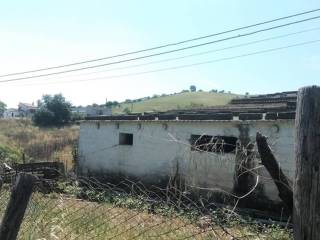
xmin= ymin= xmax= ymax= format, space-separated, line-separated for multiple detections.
xmin=0 ymin=100 xmax=6 ymax=117
xmin=112 ymin=101 xmax=119 ymax=106
xmin=105 ymin=101 xmax=113 ymax=107
xmin=33 ymin=94 xmax=72 ymax=126
xmin=189 ymin=85 xmax=197 ymax=92
xmin=105 ymin=101 xmax=120 ymax=107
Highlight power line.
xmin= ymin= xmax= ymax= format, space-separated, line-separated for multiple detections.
xmin=2 ymin=15 xmax=320 ymax=83
xmin=12 ymin=26 xmax=320 ymax=84
xmin=7 ymin=39 xmax=320 ymax=86
xmin=1 ymin=8 xmax=320 ymax=78
xmin=38 ymin=26 xmax=320 ymax=80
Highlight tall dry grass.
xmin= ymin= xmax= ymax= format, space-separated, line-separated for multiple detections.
xmin=0 ymin=119 xmax=79 ymax=168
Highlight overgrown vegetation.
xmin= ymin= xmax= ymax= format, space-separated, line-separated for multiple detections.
xmin=0 ymin=180 xmax=292 ymax=239
xmin=0 ymin=144 xmax=22 ymax=165
xmin=0 ymin=119 xmax=78 ymax=166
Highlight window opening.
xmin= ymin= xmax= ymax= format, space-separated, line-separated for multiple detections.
xmin=119 ymin=133 xmax=133 ymax=145
xmin=190 ymin=135 xmax=237 ymax=153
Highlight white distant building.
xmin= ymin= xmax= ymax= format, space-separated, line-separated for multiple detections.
xmin=18 ymin=102 xmax=37 ymax=118
xmin=3 ymin=108 xmax=20 ymax=119
xmin=71 ymin=106 xmax=112 ymax=117
xmin=77 ymin=92 xmax=297 ymax=210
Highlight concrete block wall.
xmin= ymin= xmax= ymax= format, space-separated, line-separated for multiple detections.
xmin=78 ymin=119 xmax=294 ymax=203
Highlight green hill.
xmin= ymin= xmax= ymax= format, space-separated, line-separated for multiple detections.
xmin=113 ymin=91 xmax=239 ymax=114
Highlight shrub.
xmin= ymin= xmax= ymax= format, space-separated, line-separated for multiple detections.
xmin=33 ymin=108 xmax=55 ymax=126
xmin=0 ymin=144 xmax=22 ymax=164
xmin=33 ymin=94 xmax=72 ymax=126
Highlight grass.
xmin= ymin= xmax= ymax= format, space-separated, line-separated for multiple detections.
xmin=0 ymin=187 xmax=292 ymax=240
xmin=0 ymin=119 xmax=78 ymax=168
xmin=113 ymin=92 xmax=239 ymax=114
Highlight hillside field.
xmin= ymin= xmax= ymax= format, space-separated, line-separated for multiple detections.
xmin=113 ymin=91 xmax=239 ymax=114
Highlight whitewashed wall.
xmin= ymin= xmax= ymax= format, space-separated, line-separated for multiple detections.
xmin=78 ymin=120 xmax=294 ymax=202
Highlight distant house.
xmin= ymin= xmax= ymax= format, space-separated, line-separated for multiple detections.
xmin=3 ymin=108 xmax=20 ymax=119
xmin=86 ymin=106 xmax=112 ymax=116
xmin=18 ymin=103 xmax=38 ymax=118
xmin=71 ymin=106 xmax=112 ymax=117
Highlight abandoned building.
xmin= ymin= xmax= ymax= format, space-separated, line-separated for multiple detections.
xmin=78 ymin=92 xmax=297 ymax=208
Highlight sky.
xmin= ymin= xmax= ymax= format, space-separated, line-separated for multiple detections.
xmin=0 ymin=0 xmax=319 ymax=107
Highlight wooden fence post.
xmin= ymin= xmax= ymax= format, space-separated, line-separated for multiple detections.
xmin=294 ymin=86 xmax=320 ymax=240
xmin=0 ymin=173 xmax=36 ymax=240
xmin=256 ymin=132 xmax=293 ymax=211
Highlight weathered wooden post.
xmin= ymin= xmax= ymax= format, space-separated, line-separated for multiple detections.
xmin=256 ymin=132 xmax=293 ymax=211
xmin=0 ymin=173 xmax=36 ymax=240
xmin=294 ymin=86 xmax=320 ymax=240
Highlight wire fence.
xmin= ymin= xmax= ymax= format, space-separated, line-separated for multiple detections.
xmin=0 ymin=172 xmax=292 ymax=240
xmin=0 ymin=127 xmax=294 ymax=239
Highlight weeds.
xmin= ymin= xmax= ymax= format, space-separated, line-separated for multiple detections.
xmin=0 ymin=119 xmax=78 ymax=166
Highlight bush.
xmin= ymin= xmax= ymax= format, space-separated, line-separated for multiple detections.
xmin=33 ymin=109 xmax=55 ymax=126
xmin=0 ymin=144 xmax=22 ymax=164
xmin=33 ymin=94 xmax=72 ymax=126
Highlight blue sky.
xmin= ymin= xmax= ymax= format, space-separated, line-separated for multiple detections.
xmin=0 ymin=0 xmax=319 ymax=107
